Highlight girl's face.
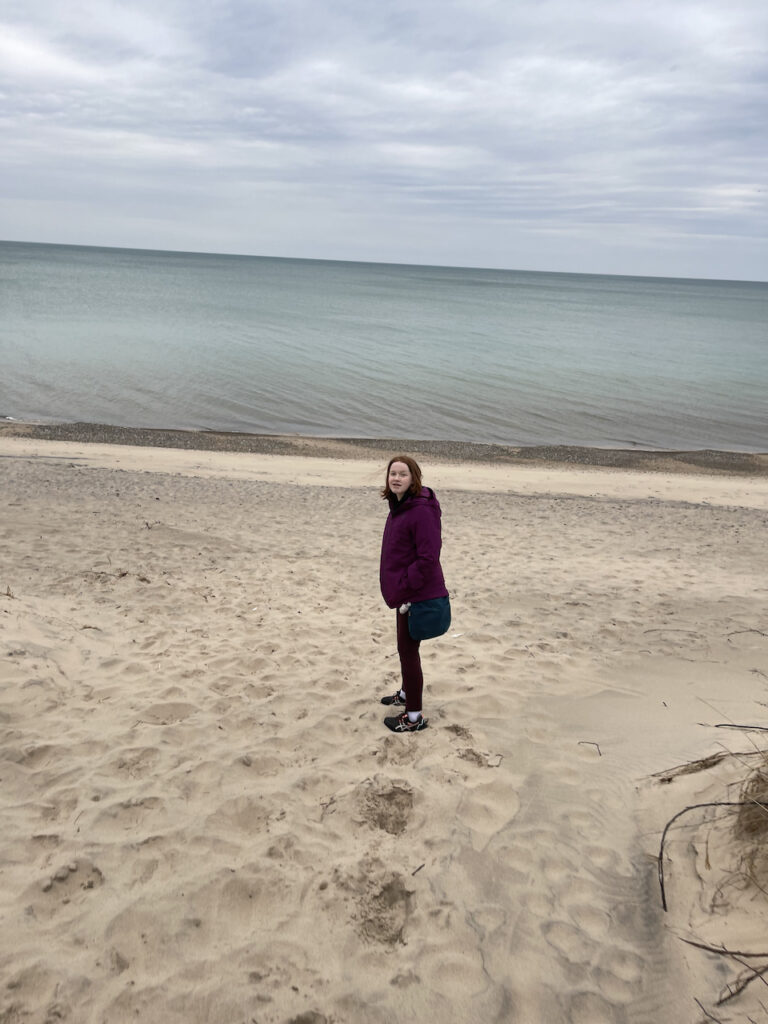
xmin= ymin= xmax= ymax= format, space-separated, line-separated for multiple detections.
xmin=388 ymin=461 xmax=413 ymax=500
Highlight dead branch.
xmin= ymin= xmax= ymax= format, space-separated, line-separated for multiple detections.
xmin=694 ymin=997 xmax=724 ymax=1022
xmin=716 ymin=960 xmax=768 ymax=1006
xmin=658 ymin=801 xmax=768 ymax=911
xmin=710 ymin=724 xmax=768 ymax=733
xmin=650 ymin=752 xmax=728 ymax=782
xmin=680 ymin=937 xmax=768 ymax=959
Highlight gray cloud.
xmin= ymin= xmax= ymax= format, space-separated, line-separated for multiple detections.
xmin=1 ymin=0 xmax=766 ymax=278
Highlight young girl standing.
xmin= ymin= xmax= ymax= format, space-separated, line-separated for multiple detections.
xmin=379 ymin=455 xmax=448 ymax=733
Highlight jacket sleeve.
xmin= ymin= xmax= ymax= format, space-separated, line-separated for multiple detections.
xmin=403 ymin=507 xmax=442 ymax=592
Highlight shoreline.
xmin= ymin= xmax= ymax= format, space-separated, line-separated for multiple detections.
xmin=2 ymin=420 xmax=767 ymax=476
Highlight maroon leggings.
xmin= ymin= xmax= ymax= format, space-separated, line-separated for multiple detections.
xmin=396 ymin=610 xmax=423 ymax=712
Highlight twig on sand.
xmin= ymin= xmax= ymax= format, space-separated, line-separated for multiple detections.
xmin=578 ymin=740 xmax=601 ymax=756
xmin=694 ymin=998 xmax=724 ymax=1023
xmin=650 ymin=752 xmax=729 ymax=783
xmin=727 ymin=628 xmax=768 ymax=643
xmin=709 ymin=724 xmax=768 ymax=733
xmin=716 ymin=958 xmax=768 ymax=1006
xmin=680 ymin=937 xmax=768 ymax=959
xmin=658 ymin=801 xmax=768 ymax=911
xmin=681 ymin=937 xmax=768 ymax=1008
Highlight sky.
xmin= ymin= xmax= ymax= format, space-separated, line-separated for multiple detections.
xmin=1 ymin=0 xmax=767 ymax=280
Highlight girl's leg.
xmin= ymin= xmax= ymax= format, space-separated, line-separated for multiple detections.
xmin=396 ymin=611 xmax=423 ymax=713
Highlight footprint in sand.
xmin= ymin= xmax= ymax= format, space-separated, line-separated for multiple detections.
xmin=458 ymin=746 xmax=503 ymax=769
xmin=17 ymin=744 xmax=64 ymax=769
xmin=566 ymin=902 xmax=611 ymax=938
xmin=458 ymin=747 xmax=488 ymax=768
xmin=93 ymin=797 xmax=165 ymax=838
xmin=358 ymin=874 xmax=413 ymax=945
xmin=583 ymin=843 xmax=632 ymax=877
xmin=28 ymin=859 xmax=104 ymax=919
xmin=206 ymin=795 xmax=271 ymax=835
xmin=467 ymin=902 xmax=508 ymax=939
xmin=444 ymin=722 xmax=473 ymax=742
xmin=140 ymin=701 xmax=197 ymax=724
xmin=456 ymin=776 xmax=521 ymax=844
xmin=592 ymin=946 xmax=646 ymax=1004
xmin=540 ymin=849 xmax=579 ymax=885
xmin=565 ymin=990 xmax=617 ymax=1024
xmin=333 ymin=857 xmax=414 ymax=946
xmin=542 ymin=920 xmax=596 ymax=965
xmin=523 ymin=710 xmax=556 ymax=744
xmin=418 ymin=948 xmax=484 ymax=993
xmin=112 ymin=746 xmax=161 ymax=778
xmin=562 ymin=809 xmax=599 ymax=835
xmin=597 ymin=946 xmax=645 ymax=984
xmin=375 ymin=742 xmax=420 ymax=768
xmin=355 ymin=777 xmax=414 ymax=835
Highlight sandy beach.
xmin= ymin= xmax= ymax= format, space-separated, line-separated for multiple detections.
xmin=2 ymin=428 xmax=767 ymax=1024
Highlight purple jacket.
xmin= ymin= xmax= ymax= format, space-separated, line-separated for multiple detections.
xmin=380 ymin=487 xmax=448 ymax=609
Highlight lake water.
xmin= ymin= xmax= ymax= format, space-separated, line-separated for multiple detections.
xmin=1 ymin=240 xmax=766 ymax=450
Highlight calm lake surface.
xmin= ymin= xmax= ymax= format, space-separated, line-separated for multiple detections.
xmin=1 ymin=240 xmax=766 ymax=450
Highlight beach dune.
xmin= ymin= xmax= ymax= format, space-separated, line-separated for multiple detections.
xmin=1 ymin=433 xmax=767 ymax=1023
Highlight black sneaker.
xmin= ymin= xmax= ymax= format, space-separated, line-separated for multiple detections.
xmin=384 ymin=712 xmax=428 ymax=733
xmin=380 ymin=690 xmax=406 ymax=706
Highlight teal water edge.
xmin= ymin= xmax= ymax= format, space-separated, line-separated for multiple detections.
xmin=1 ymin=240 xmax=766 ymax=451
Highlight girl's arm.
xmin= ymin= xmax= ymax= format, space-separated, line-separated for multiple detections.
xmin=404 ymin=508 xmax=442 ymax=592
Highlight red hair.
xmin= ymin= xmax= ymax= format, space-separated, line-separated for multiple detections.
xmin=381 ymin=454 xmax=423 ymax=500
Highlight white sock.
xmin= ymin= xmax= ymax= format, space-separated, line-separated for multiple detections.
xmin=407 ymin=711 xmax=421 ymax=723
xmin=399 ymin=690 xmax=406 ymax=700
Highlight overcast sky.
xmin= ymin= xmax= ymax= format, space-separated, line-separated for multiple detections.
xmin=2 ymin=0 xmax=766 ymax=279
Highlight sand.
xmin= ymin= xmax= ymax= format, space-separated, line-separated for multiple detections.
xmin=1 ymin=433 xmax=767 ymax=1024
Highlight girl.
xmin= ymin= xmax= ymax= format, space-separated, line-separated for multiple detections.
xmin=379 ymin=455 xmax=448 ymax=733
